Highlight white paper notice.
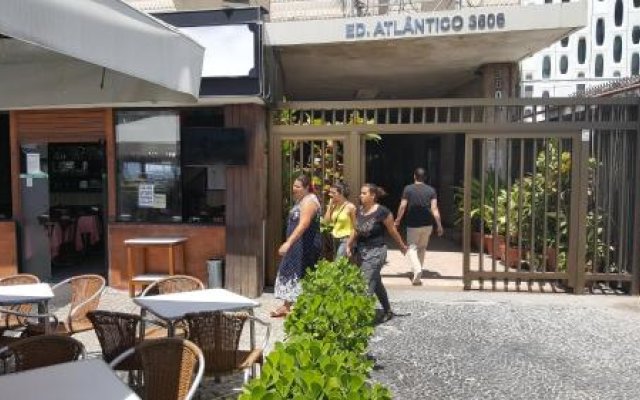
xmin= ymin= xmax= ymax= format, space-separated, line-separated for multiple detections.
xmin=138 ymin=184 xmax=155 ymax=208
xmin=26 ymin=153 xmax=41 ymax=174
xmin=153 ymin=194 xmax=167 ymax=209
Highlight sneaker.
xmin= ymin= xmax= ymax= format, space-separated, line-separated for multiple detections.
xmin=412 ymin=272 xmax=422 ymax=286
xmin=380 ymin=311 xmax=394 ymax=323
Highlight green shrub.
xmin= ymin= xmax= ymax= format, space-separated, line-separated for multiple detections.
xmin=284 ymin=257 xmax=376 ymax=354
xmin=239 ymin=336 xmax=391 ymax=400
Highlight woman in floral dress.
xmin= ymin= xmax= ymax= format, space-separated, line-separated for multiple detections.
xmin=271 ymin=174 xmax=321 ymax=317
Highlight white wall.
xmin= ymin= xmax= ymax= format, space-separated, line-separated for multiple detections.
xmin=520 ymin=0 xmax=640 ymax=97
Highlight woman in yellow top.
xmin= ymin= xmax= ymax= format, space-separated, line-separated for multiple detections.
xmin=324 ymin=181 xmax=356 ymax=258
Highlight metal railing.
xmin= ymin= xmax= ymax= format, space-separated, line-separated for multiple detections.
xmin=269 ymin=0 xmax=523 ymax=22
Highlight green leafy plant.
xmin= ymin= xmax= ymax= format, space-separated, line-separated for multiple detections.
xmin=239 ymin=337 xmax=391 ymax=400
xmin=284 ymin=258 xmax=376 ymax=354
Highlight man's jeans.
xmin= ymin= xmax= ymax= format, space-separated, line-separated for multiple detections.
xmin=406 ymin=226 xmax=433 ymax=277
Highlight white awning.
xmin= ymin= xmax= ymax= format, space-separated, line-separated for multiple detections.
xmin=0 ymin=0 xmax=205 ymax=109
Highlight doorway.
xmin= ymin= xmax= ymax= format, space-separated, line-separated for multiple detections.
xmin=365 ymin=133 xmax=465 ymax=286
xmin=20 ymin=142 xmax=107 ymax=281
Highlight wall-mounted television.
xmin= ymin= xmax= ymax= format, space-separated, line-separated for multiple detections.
xmin=181 ymin=127 xmax=247 ymax=166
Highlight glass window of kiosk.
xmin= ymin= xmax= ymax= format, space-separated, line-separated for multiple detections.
xmin=0 ymin=114 xmax=11 ymax=219
xmin=116 ymin=110 xmax=182 ymax=223
xmin=115 ymin=108 xmax=237 ymax=224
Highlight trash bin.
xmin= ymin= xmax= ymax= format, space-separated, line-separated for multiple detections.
xmin=207 ymin=258 xmax=224 ymax=288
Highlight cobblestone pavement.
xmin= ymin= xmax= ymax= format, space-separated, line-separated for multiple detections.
xmin=371 ymin=289 xmax=640 ymax=400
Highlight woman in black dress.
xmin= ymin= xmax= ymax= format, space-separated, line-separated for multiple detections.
xmin=271 ymin=175 xmax=321 ymax=317
xmin=347 ymin=183 xmax=407 ymax=322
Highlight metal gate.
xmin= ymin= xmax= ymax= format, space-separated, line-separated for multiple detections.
xmin=463 ymin=130 xmax=639 ymax=293
xmin=280 ymin=139 xmax=346 ymax=221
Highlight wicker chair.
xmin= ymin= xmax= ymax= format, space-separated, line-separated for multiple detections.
xmin=138 ymin=275 xmax=204 ymax=338
xmin=24 ymin=274 xmax=105 ymax=336
xmin=183 ymin=311 xmax=271 ymax=383
xmin=0 ymin=274 xmax=40 ymax=333
xmin=87 ymin=310 xmax=143 ymax=370
xmin=0 ymin=334 xmax=85 ymax=374
xmin=110 ymin=338 xmax=204 ymax=400
xmin=139 ymin=275 xmax=204 ymax=297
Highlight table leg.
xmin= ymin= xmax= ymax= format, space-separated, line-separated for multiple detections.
xmin=168 ymin=245 xmax=175 ymax=276
xmin=167 ymin=321 xmax=175 ymax=337
xmin=38 ymin=301 xmax=50 ymax=334
xmin=249 ymin=309 xmax=256 ymax=377
xmin=127 ymin=246 xmax=135 ymax=297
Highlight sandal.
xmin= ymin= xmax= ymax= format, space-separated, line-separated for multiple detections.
xmin=269 ymin=306 xmax=290 ymax=318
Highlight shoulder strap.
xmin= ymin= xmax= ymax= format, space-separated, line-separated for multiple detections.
xmin=332 ymin=203 xmax=347 ymax=225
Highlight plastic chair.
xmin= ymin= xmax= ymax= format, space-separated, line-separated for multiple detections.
xmin=24 ymin=274 xmax=105 ymax=336
xmin=0 ymin=334 xmax=85 ymax=374
xmin=110 ymin=338 xmax=204 ymax=400
xmin=183 ymin=311 xmax=271 ymax=383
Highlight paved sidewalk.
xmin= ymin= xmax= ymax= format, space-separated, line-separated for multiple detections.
xmin=382 ymin=236 xmax=464 ymax=289
xmin=372 ymin=288 xmax=640 ymax=400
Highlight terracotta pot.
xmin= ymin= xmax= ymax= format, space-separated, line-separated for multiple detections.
xmin=500 ymin=245 xmax=529 ymax=268
xmin=471 ymin=231 xmax=483 ymax=251
xmin=545 ymin=247 xmax=557 ymax=271
xmin=484 ymin=234 xmax=505 ymax=258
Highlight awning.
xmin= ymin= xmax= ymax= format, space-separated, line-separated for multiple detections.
xmin=0 ymin=0 xmax=205 ymax=109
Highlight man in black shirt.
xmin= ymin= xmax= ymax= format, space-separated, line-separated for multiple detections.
xmin=395 ymin=168 xmax=443 ymax=285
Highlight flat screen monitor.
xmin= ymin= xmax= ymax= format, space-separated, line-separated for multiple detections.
xmin=181 ymin=127 xmax=247 ymax=166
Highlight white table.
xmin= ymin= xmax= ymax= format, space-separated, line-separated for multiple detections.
xmin=0 ymin=283 xmax=54 ymax=334
xmin=134 ymin=288 xmax=259 ymax=339
xmin=0 ymin=359 xmax=140 ymax=400
xmin=125 ymin=237 xmax=188 ymax=297
xmin=0 ymin=283 xmax=53 ymax=305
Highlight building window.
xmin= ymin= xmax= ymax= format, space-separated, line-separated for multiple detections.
xmin=636 ymin=0 xmax=640 ymax=7
xmin=559 ymin=55 xmax=569 ymax=74
xmin=545 ymin=0 xmax=552 ymax=3
xmin=615 ymin=0 xmax=624 ymax=26
xmin=613 ymin=36 xmax=623 ymax=62
xmin=561 ymin=37 xmax=569 ymax=47
xmin=542 ymin=90 xmax=550 ymax=98
xmin=613 ymin=70 xmax=621 ymax=77
xmin=525 ymin=72 xmax=533 ymax=80
xmin=578 ymin=72 xmax=585 ymax=78
xmin=116 ymin=108 xmax=234 ymax=224
xmin=116 ymin=111 xmax=182 ymax=223
xmin=596 ymin=18 xmax=605 ymax=46
xmin=633 ymin=26 xmax=640 ymax=44
xmin=576 ymin=84 xmax=586 ymax=95
xmin=542 ymin=56 xmax=551 ymax=78
xmin=0 ymin=114 xmax=11 ymax=219
xmin=595 ymin=54 xmax=604 ymax=77
xmin=632 ymin=53 xmax=640 ymax=75
xmin=524 ymin=85 xmax=534 ymax=98
xmin=577 ymin=37 xmax=586 ymax=64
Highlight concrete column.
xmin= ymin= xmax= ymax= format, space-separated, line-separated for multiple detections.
xmin=479 ymin=62 xmax=520 ymax=99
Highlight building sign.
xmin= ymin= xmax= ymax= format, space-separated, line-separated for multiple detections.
xmin=345 ymin=13 xmax=505 ymax=40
